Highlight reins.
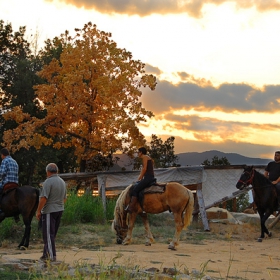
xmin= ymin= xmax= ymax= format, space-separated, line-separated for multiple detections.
xmin=238 ymin=169 xmax=254 ymax=186
xmin=240 ymin=168 xmax=275 ymax=191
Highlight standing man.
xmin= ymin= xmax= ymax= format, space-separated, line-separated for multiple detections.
xmin=36 ymin=163 xmax=66 ymax=262
xmin=0 ymin=148 xmax=19 ymax=212
xmin=264 ymin=151 xmax=280 ymax=211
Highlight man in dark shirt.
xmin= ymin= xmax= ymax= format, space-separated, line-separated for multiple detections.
xmin=264 ymin=151 xmax=280 ymax=210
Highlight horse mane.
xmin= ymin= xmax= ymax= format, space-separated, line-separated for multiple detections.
xmin=113 ymin=185 xmax=131 ymax=225
xmin=253 ymin=169 xmax=273 ymax=186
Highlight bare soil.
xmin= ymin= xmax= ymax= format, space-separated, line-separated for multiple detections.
xmin=1 ymin=220 xmax=280 ymax=279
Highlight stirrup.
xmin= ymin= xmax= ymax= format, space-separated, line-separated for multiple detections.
xmin=124 ymin=205 xmax=132 ymax=214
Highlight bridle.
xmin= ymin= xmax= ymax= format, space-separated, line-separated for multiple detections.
xmin=238 ymin=169 xmax=254 ymax=187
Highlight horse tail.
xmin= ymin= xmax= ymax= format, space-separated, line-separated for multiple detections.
xmin=182 ymin=188 xmax=194 ymax=229
xmin=33 ymin=188 xmax=41 ymax=230
xmin=35 ymin=188 xmax=40 ymax=205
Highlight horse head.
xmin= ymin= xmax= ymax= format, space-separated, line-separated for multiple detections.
xmin=236 ymin=166 xmax=254 ymax=190
xmin=112 ymin=207 xmax=128 ymax=244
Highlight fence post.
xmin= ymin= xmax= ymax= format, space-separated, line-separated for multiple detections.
xmin=196 ymin=183 xmax=210 ymax=231
xmin=98 ymin=175 xmax=107 ymax=220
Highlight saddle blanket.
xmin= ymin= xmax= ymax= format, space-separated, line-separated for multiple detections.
xmin=143 ymin=183 xmax=166 ymax=194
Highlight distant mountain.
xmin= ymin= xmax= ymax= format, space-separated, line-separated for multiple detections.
xmin=112 ymin=150 xmax=270 ymax=171
xmin=177 ymin=150 xmax=270 ymax=166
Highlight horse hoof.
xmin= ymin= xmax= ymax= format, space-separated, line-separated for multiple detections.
xmin=168 ymin=245 xmax=176 ymax=250
xmin=257 ymin=238 xmax=263 ymax=242
xmin=19 ymin=246 xmax=27 ymax=250
xmin=268 ymin=232 xmax=272 ymax=237
xmin=122 ymin=240 xmax=130 ymax=245
xmin=145 ymin=242 xmax=151 ymax=246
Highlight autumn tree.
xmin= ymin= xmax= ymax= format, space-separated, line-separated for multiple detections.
xmin=2 ymin=22 xmax=156 ymax=171
xmin=0 ymin=20 xmax=46 ymax=184
xmin=0 ymin=21 xmax=78 ymax=183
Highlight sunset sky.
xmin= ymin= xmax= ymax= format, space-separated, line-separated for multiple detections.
xmin=1 ymin=0 xmax=280 ymax=159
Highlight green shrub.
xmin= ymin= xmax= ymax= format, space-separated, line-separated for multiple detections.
xmin=0 ymin=219 xmax=14 ymax=242
xmin=62 ymin=192 xmax=117 ymax=225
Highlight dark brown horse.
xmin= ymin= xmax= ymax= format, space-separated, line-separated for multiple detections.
xmin=236 ymin=166 xmax=277 ymax=242
xmin=112 ymin=182 xmax=194 ymax=250
xmin=0 ymin=185 xmax=39 ymax=249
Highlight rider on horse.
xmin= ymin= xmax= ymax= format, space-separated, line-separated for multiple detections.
xmin=0 ymin=148 xmax=19 ymax=218
xmin=264 ymin=151 xmax=280 ymax=211
xmin=125 ymin=147 xmax=155 ymax=213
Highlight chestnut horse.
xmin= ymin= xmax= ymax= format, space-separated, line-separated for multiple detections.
xmin=0 ymin=185 xmax=39 ymax=249
xmin=236 ymin=166 xmax=277 ymax=242
xmin=112 ymin=182 xmax=194 ymax=250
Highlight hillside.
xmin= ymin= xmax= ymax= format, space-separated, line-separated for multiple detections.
xmin=177 ymin=150 xmax=270 ymax=166
xmin=113 ymin=150 xmax=270 ymax=170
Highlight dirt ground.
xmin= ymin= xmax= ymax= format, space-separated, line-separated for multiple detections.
xmin=1 ymin=220 xmax=280 ymax=279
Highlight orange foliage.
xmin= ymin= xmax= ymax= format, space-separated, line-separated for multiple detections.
xmin=2 ymin=22 xmax=156 ymax=161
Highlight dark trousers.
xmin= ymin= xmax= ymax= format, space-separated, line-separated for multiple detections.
xmin=275 ymin=183 xmax=280 ymax=194
xmin=131 ymin=175 xmax=154 ymax=197
xmin=41 ymin=211 xmax=63 ymax=260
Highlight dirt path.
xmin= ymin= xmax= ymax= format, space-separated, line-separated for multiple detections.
xmin=1 ymin=224 xmax=280 ymax=279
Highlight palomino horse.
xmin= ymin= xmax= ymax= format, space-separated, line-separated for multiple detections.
xmin=112 ymin=182 xmax=194 ymax=250
xmin=236 ymin=166 xmax=277 ymax=242
xmin=0 ymin=185 xmax=39 ymax=249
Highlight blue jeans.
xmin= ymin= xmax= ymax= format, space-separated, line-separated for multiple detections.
xmin=131 ymin=175 xmax=154 ymax=197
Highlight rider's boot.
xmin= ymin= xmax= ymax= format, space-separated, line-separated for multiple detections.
xmin=277 ymin=196 xmax=280 ymax=212
xmin=125 ymin=196 xmax=138 ymax=214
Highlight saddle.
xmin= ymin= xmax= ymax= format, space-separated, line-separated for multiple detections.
xmin=3 ymin=182 xmax=19 ymax=193
xmin=143 ymin=182 xmax=166 ymax=194
xmin=130 ymin=179 xmax=167 ymax=210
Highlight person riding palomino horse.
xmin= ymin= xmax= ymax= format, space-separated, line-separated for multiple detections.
xmin=125 ymin=147 xmax=155 ymax=213
xmin=0 ymin=148 xmax=20 ymax=222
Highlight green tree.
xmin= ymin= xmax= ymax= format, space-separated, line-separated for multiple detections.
xmin=202 ymin=155 xmax=230 ymax=166
xmin=2 ymin=22 xmax=156 ymax=172
xmin=149 ymin=134 xmax=178 ymax=168
xmin=133 ymin=135 xmax=178 ymax=170
xmin=0 ymin=21 xmax=77 ymax=184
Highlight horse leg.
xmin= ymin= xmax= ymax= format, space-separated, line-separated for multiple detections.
xmin=18 ymin=213 xmax=34 ymax=249
xmin=122 ymin=212 xmax=137 ymax=245
xmin=168 ymin=212 xmax=184 ymax=250
xmin=18 ymin=222 xmax=31 ymax=250
xmin=258 ymin=212 xmax=272 ymax=242
xmin=139 ymin=212 xmax=154 ymax=246
xmin=0 ymin=212 xmax=6 ymax=223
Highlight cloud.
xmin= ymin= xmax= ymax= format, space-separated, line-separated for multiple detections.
xmin=139 ymin=70 xmax=280 ymax=156
xmin=172 ymin=135 xmax=275 ymax=158
xmin=141 ymin=76 xmax=280 ymax=114
xmin=158 ymin=111 xmax=280 ymax=143
xmin=52 ymin=0 xmax=280 ymax=17
xmin=145 ymin=64 xmax=162 ymax=76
